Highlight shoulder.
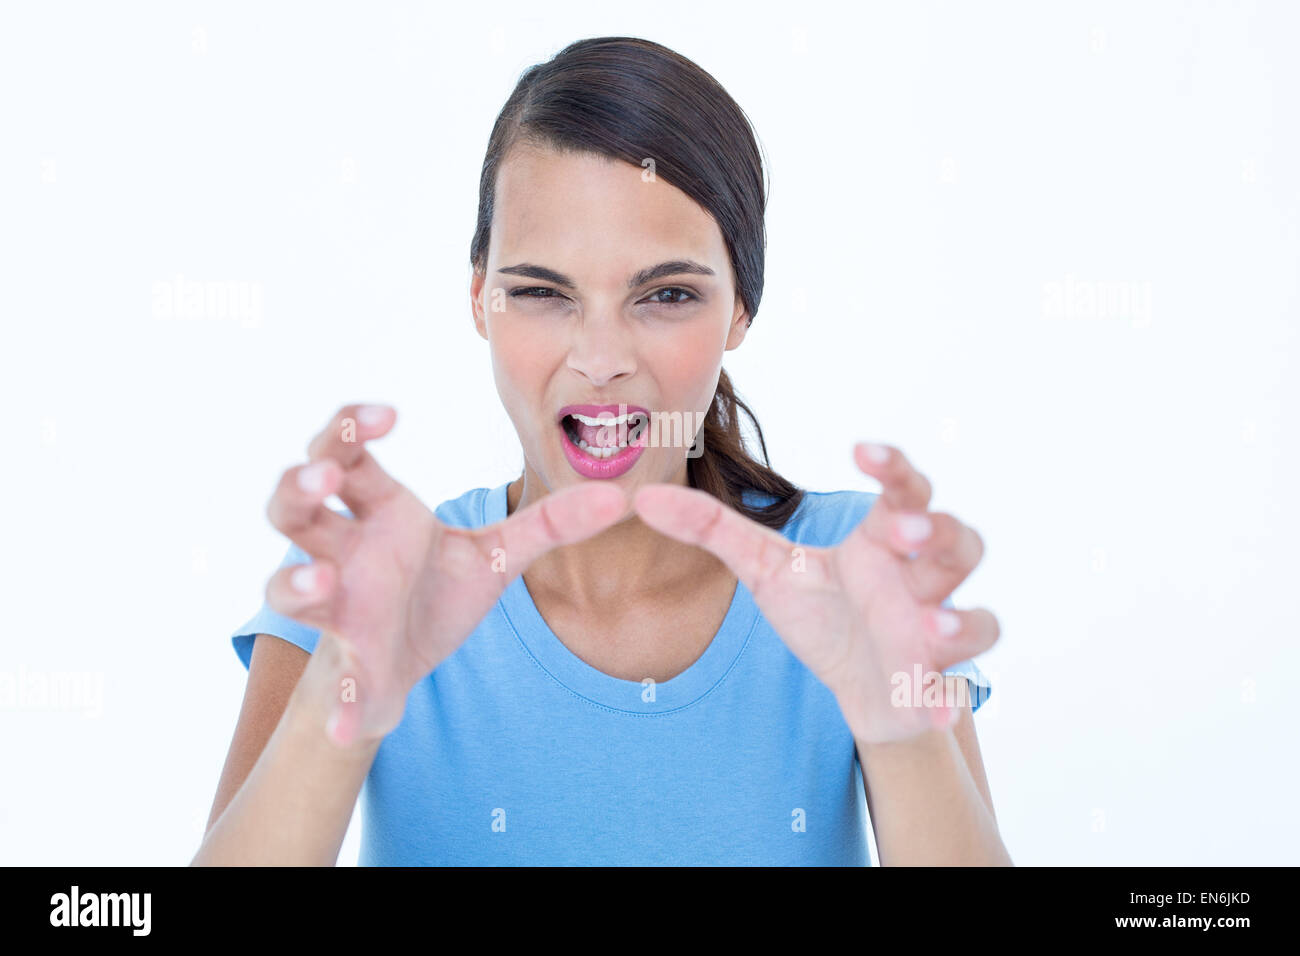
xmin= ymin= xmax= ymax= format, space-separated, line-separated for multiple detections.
xmin=431 ymin=484 xmax=497 ymax=529
xmin=742 ymin=486 xmax=880 ymax=546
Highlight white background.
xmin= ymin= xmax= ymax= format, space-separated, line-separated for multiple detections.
xmin=2 ymin=0 xmax=1296 ymax=865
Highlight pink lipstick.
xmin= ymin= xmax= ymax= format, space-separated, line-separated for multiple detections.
xmin=556 ymin=404 xmax=650 ymax=480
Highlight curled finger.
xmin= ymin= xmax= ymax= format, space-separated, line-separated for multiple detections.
xmin=265 ymin=559 xmax=340 ymax=633
xmin=267 ymin=459 xmax=356 ymax=560
xmin=897 ymin=513 xmax=985 ymax=602
xmin=305 ymin=404 xmax=403 ymax=518
xmin=926 ymin=605 xmax=1001 ymax=670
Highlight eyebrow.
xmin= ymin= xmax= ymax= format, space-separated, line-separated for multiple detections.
xmin=495 ymin=259 xmax=716 ymax=291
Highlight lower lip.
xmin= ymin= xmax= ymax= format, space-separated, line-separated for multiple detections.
xmin=559 ymin=419 xmax=647 ymax=479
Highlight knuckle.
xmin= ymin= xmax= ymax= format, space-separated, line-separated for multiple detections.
xmin=268 ymin=466 xmax=312 ymax=530
xmin=266 ymin=485 xmax=289 ymax=529
xmin=928 ymin=512 xmax=958 ymax=553
xmin=477 ymin=528 xmax=510 ymax=577
xmin=308 ymin=406 xmax=354 ymax=456
xmin=752 ymin=538 xmax=783 ymax=593
xmin=264 ymin=571 xmax=290 ymax=611
xmin=431 ymin=528 xmax=482 ymax=578
xmin=338 ymin=404 xmax=365 ymax=435
xmin=535 ymin=497 xmax=563 ymax=546
xmin=885 ymin=447 xmax=905 ymax=477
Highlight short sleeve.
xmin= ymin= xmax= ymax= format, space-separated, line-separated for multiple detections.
xmin=229 ymin=539 xmax=323 ymax=670
xmin=938 ymin=595 xmax=993 ymax=713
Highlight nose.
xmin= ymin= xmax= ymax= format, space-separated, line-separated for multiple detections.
xmin=565 ymin=311 xmax=637 ymax=386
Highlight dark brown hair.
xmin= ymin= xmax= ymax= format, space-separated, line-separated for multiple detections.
xmin=469 ymin=36 xmax=804 ymax=530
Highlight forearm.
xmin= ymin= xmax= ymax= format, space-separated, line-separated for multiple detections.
xmin=192 ymin=637 xmax=382 ymax=866
xmin=856 ymin=726 xmax=1012 ymax=866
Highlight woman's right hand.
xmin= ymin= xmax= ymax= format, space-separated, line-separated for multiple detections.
xmin=262 ymin=403 xmax=630 ymax=747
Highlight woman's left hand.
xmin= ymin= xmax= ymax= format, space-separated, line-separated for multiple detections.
xmin=631 ymin=442 xmax=999 ymax=744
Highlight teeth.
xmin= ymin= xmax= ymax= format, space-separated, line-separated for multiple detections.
xmin=562 ymin=419 xmax=628 ymax=458
xmin=561 ymin=410 xmax=642 ymax=460
xmin=578 ymin=440 xmax=622 ymax=458
xmin=573 ymin=435 xmax=627 ymax=458
xmin=568 ymin=411 xmax=641 ymax=426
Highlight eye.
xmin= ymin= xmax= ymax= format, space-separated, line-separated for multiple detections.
xmin=506 ymin=286 xmax=698 ymax=308
xmin=642 ymin=287 xmax=697 ymax=307
xmin=509 ymin=286 xmax=567 ymax=301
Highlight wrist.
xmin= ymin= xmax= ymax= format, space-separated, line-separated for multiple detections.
xmin=295 ymin=630 xmax=350 ymax=708
xmin=291 ymin=630 xmax=394 ymax=749
xmin=297 ymin=632 xmax=413 ymax=749
xmin=854 ymin=724 xmax=954 ymax=761
xmin=833 ymin=670 xmax=968 ymax=750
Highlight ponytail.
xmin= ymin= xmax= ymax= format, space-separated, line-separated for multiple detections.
xmin=687 ymin=368 xmax=804 ymax=531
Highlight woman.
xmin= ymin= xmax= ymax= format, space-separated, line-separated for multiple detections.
xmin=195 ymin=36 xmax=1009 ymax=866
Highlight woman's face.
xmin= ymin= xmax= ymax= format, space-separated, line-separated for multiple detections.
xmin=471 ymin=142 xmax=750 ymax=494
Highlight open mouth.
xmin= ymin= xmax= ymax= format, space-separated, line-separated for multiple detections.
xmin=561 ymin=413 xmax=635 ymax=459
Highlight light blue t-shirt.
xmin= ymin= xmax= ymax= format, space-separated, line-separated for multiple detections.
xmin=230 ymin=481 xmax=992 ymax=865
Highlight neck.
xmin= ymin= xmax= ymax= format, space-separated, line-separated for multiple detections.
xmin=506 ymin=465 xmax=722 ymax=607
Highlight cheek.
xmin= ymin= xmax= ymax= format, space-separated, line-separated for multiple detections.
xmin=489 ymin=310 xmax=561 ymax=375
xmin=488 ymin=331 xmax=555 ymax=424
xmin=645 ymin=321 xmax=727 ymax=410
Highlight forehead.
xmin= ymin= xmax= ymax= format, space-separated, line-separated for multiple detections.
xmin=491 ymin=142 xmax=727 ymax=272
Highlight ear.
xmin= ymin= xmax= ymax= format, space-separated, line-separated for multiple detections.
xmin=470 ymin=268 xmax=489 ymax=341
xmin=724 ymin=295 xmax=750 ymax=351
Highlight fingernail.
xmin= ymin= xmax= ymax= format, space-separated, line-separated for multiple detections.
xmin=358 ymin=404 xmax=388 ymax=426
xmin=298 ymin=462 xmax=327 ymax=493
xmin=934 ymin=610 xmax=961 ymax=637
xmin=861 ymin=442 xmax=890 ymax=464
xmin=291 ymin=566 xmax=317 ymax=592
xmin=897 ymin=514 xmax=932 ymax=543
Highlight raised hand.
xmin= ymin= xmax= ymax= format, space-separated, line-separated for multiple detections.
xmin=630 ymin=442 xmax=998 ymax=744
xmin=263 ymin=404 xmax=630 ymax=747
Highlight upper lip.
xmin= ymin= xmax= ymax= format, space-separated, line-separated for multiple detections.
xmin=556 ymin=403 xmax=650 ymax=423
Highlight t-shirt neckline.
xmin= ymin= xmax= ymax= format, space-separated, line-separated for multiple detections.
xmin=485 ymin=480 xmax=761 ymax=714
